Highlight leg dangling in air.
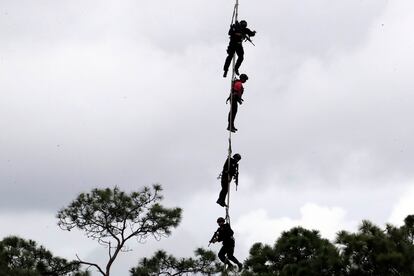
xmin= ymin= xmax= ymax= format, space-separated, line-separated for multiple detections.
xmin=217 ymin=175 xmax=230 ymax=207
xmin=234 ymin=44 xmax=244 ymax=76
xmin=227 ymin=99 xmax=238 ymax=132
xmin=223 ymin=43 xmax=237 ymax=77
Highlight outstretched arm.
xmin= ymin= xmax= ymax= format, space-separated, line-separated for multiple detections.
xmin=245 ymin=28 xmax=256 ymax=37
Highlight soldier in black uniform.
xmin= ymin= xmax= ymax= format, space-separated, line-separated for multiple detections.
xmin=210 ymin=217 xmax=243 ymax=271
xmin=216 ymin=153 xmax=241 ymax=207
xmin=223 ymin=20 xmax=256 ymax=78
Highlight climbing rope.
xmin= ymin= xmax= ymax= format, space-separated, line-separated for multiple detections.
xmin=229 ymin=0 xmax=238 ymax=26
xmin=225 ymin=0 xmax=239 ymax=225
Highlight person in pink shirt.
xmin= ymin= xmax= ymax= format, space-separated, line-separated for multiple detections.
xmin=226 ymin=74 xmax=248 ymax=132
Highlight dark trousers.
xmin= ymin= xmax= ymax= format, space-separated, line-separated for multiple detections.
xmin=218 ymin=174 xmax=232 ymax=203
xmin=227 ymin=99 xmax=238 ymax=128
xmin=223 ymin=42 xmax=244 ymax=72
xmin=218 ymin=239 xmax=240 ymax=265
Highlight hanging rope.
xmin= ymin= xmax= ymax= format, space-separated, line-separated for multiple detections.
xmin=225 ymin=0 xmax=239 ymax=225
xmin=225 ymin=136 xmax=232 ymax=223
xmin=229 ymin=0 xmax=238 ymax=26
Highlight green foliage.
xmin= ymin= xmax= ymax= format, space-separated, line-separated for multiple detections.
xmin=130 ymin=248 xmax=222 ymax=276
xmin=242 ymin=215 xmax=414 ymax=275
xmin=57 ymin=184 xmax=181 ymax=242
xmin=57 ymin=184 xmax=182 ymax=276
xmin=337 ymin=217 xmax=414 ymax=275
xmin=242 ymin=243 xmax=275 ymax=276
xmin=0 ymin=236 xmax=88 ymax=276
xmin=242 ymin=227 xmax=341 ymax=276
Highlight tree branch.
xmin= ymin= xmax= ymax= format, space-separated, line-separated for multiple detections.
xmin=76 ymin=254 xmax=105 ymax=276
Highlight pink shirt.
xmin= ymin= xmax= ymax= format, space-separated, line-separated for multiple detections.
xmin=232 ymin=80 xmax=244 ymax=97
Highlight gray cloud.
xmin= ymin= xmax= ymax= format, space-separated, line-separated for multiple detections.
xmin=0 ymin=0 xmax=409 ymax=207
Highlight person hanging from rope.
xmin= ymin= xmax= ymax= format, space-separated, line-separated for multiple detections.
xmin=216 ymin=153 xmax=241 ymax=207
xmin=223 ymin=20 xmax=256 ymax=78
xmin=209 ymin=217 xmax=243 ymax=272
xmin=226 ymin=73 xmax=248 ymax=132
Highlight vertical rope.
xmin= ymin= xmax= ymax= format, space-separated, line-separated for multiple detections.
xmin=225 ymin=0 xmax=239 ymax=225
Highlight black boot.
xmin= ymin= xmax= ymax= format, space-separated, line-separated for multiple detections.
xmin=227 ymin=125 xmax=237 ymax=132
xmin=216 ymin=199 xmax=227 ymax=207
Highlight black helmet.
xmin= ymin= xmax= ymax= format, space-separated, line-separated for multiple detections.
xmin=240 ymin=20 xmax=247 ymax=28
xmin=217 ymin=217 xmax=225 ymax=223
xmin=233 ymin=153 xmax=241 ymax=161
xmin=239 ymin=74 xmax=248 ymax=81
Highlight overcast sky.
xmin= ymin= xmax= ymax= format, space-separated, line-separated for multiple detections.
xmin=2 ymin=0 xmax=414 ymax=275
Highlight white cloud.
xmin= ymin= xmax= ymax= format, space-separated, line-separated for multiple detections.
xmin=234 ymin=203 xmax=357 ymax=253
xmin=388 ymin=183 xmax=414 ymax=226
xmin=0 ymin=211 xmax=96 ymax=259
